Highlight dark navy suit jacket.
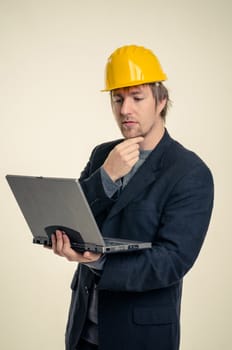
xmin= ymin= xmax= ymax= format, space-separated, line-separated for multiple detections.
xmin=65 ymin=130 xmax=214 ymax=350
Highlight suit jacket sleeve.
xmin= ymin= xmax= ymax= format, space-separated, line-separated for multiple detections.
xmin=78 ymin=141 xmax=122 ymax=227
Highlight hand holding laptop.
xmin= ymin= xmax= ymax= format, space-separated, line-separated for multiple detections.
xmin=46 ymin=230 xmax=102 ymax=263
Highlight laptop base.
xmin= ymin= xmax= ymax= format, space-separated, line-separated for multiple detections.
xmin=34 ymin=237 xmax=151 ymax=254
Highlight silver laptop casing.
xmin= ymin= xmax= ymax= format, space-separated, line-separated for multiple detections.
xmin=6 ymin=175 xmax=152 ymax=253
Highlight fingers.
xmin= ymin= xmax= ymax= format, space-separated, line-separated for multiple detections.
xmin=52 ymin=230 xmax=77 ymax=260
xmin=115 ymin=136 xmax=144 ymax=154
xmin=115 ymin=143 xmax=139 ymax=160
xmin=115 ymin=142 xmax=140 ymax=164
xmin=103 ymin=136 xmax=144 ymax=181
xmin=52 ymin=230 xmax=65 ymax=256
xmin=50 ymin=230 xmax=101 ymax=263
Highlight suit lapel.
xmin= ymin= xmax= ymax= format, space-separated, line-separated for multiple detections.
xmin=107 ymin=130 xmax=173 ymax=219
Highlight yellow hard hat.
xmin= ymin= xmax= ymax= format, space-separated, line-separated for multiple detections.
xmin=102 ymin=45 xmax=167 ymax=91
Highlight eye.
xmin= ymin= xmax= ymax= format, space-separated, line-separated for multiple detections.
xmin=133 ymin=96 xmax=144 ymax=102
xmin=112 ymin=97 xmax=123 ymax=104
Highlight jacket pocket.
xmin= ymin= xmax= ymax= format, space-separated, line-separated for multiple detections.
xmin=133 ymin=306 xmax=178 ymax=325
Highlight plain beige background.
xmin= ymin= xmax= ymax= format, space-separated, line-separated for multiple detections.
xmin=0 ymin=0 xmax=231 ymax=349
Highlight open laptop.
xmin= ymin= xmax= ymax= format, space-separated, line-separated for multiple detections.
xmin=6 ymin=175 xmax=152 ymax=254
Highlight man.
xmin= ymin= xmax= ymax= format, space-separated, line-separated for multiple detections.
xmin=50 ymin=45 xmax=214 ymax=350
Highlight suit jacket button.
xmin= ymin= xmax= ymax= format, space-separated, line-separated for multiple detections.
xmin=84 ymin=286 xmax=89 ymax=294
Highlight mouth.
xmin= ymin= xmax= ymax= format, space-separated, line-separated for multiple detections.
xmin=122 ymin=120 xmax=138 ymax=126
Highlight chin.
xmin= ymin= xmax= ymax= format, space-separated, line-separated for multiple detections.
xmin=122 ymin=130 xmax=143 ymax=139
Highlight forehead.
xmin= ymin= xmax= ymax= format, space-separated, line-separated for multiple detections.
xmin=112 ymin=84 xmax=151 ymax=96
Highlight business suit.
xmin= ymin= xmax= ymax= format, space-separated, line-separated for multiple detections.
xmin=65 ymin=130 xmax=214 ymax=350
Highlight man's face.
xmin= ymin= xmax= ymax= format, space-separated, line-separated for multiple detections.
xmin=111 ymin=84 xmax=165 ymax=142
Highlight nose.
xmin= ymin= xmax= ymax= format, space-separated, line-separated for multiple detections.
xmin=120 ymin=97 xmax=133 ymax=116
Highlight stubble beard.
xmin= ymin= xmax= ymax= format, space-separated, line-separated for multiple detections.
xmin=120 ymin=124 xmax=144 ymax=139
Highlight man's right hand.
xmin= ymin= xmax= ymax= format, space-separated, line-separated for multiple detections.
xmin=45 ymin=230 xmax=102 ymax=263
xmin=103 ymin=136 xmax=144 ymax=182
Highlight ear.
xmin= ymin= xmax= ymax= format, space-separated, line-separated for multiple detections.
xmin=157 ymin=98 xmax=167 ymax=115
